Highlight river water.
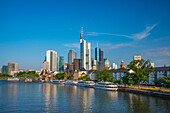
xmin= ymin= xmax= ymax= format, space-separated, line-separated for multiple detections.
xmin=0 ymin=81 xmax=169 ymax=113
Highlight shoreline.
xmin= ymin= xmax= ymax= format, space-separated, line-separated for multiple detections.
xmin=1 ymin=79 xmax=170 ymax=99
xmin=118 ymin=86 xmax=170 ymax=99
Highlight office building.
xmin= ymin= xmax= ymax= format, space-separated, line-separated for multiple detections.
xmin=80 ymin=27 xmax=91 ymax=70
xmin=46 ymin=50 xmax=57 ymax=72
xmin=95 ymin=42 xmax=103 ymax=70
xmin=42 ymin=61 xmax=49 ymax=70
xmin=133 ymin=56 xmax=141 ymax=60
xmin=64 ymin=62 xmax=68 ymax=71
xmin=98 ymin=61 xmax=104 ymax=71
xmin=57 ymin=56 xmax=64 ymax=72
xmin=112 ymin=63 xmax=118 ymax=69
xmin=1 ymin=65 xmax=8 ymax=75
xmin=74 ymin=59 xmax=82 ymax=71
xmin=104 ymin=58 xmax=109 ymax=69
xmin=8 ymin=62 xmax=18 ymax=75
xmin=68 ymin=50 xmax=76 ymax=64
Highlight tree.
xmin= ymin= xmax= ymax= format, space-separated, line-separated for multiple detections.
xmin=55 ymin=73 xmax=67 ymax=80
xmin=96 ymin=69 xmax=114 ymax=82
xmin=127 ymin=59 xmax=154 ymax=87
xmin=164 ymin=75 xmax=170 ymax=88
xmin=78 ymin=75 xmax=92 ymax=81
xmin=67 ymin=74 xmax=74 ymax=80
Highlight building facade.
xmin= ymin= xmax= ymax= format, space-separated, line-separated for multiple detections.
xmin=57 ymin=56 xmax=64 ymax=72
xmin=133 ymin=56 xmax=141 ymax=60
xmin=68 ymin=49 xmax=76 ymax=64
xmin=104 ymin=58 xmax=109 ymax=69
xmin=8 ymin=62 xmax=19 ymax=75
xmin=112 ymin=63 xmax=118 ymax=69
xmin=42 ymin=61 xmax=49 ymax=70
xmin=46 ymin=50 xmax=57 ymax=72
xmin=1 ymin=65 xmax=8 ymax=75
xmin=80 ymin=28 xmax=91 ymax=70
xmin=74 ymin=59 xmax=82 ymax=71
xmin=120 ymin=60 xmax=125 ymax=68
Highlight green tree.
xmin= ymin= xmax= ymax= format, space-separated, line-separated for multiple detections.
xmin=67 ymin=74 xmax=74 ymax=80
xmin=127 ymin=59 xmax=154 ymax=87
xmin=163 ymin=75 xmax=170 ymax=88
xmin=78 ymin=75 xmax=92 ymax=81
xmin=55 ymin=73 xmax=67 ymax=80
xmin=96 ymin=69 xmax=114 ymax=82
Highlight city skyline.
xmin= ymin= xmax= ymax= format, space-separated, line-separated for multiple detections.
xmin=1 ymin=0 xmax=170 ymax=70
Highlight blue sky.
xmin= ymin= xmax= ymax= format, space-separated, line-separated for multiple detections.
xmin=0 ymin=0 xmax=170 ymax=70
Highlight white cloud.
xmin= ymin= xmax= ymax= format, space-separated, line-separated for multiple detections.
xmin=141 ymin=47 xmax=170 ymax=57
xmin=64 ymin=43 xmax=80 ymax=49
xmin=102 ymin=43 xmax=133 ymax=50
xmin=86 ymin=24 xmax=157 ymax=40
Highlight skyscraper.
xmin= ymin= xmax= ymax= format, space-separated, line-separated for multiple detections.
xmin=74 ymin=59 xmax=82 ymax=71
xmin=80 ymin=27 xmax=91 ymax=70
xmin=57 ymin=56 xmax=64 ymax=72
xmin=8 ymin=62 xmax=18 ymax=75
xmin=68 ymin=49 xmax=76 ymax=64
xmin=95 ymin=42 xmax=103 ymax=70
xmin=46 ymin=50 xmax=57 ymax=72
xmin=1 ymin=65 xmax=8 ymax=75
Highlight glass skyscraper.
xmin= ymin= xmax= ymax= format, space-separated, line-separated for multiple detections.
xmin=57 ymin=56 xmax=64 ymax=72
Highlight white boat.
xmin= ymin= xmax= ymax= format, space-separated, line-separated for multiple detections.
xmin=77 ymin=81 xmax=95 ymax=87
xmin=26 ymin=78 xmax=32 ymax=82
xmin=7 ymin=78 xmax=19 ymax=81
xmin=64 ymin=80 xmax=78 ymax=85
xmin=84 ymin=81 xmax=95 ymax=88
xmin=93 ymin=82 xmax=118 ymax=91
xmin=52 ymin=80 xmax=65 ymax=84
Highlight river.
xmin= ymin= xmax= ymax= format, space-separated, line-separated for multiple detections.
xmin=0 ymin=81 xmax=169 ymax=113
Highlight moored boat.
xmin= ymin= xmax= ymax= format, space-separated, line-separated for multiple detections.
xmin=93 ymin=82 xmax=118 ymax=91
xmin=64 ymin=80 xmax=78 ymax=85
xmin=7 ymin=78 xmax=19 ymax=81
xmin=77 ymin=81 xmax=95 ymax=87
xmin=52 ymin=80 xmax=65 ymax=84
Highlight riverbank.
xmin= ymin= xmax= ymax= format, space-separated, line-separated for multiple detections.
xmin=118 ymin=86 xmax=170 ymax=99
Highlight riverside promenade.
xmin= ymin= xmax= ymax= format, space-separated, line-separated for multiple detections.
xmin=118 ymin=85 xmax=170 ymax=99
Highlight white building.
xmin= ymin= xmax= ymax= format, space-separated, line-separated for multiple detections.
xmin=80 ymin=28 xmax=91 ymax=70
xmin=46 ymin=50 xmax=57 ymax=72
xmin=112 ymin=63 xmax=118 ymax=69
xmin=148 ymin=66 xmax=170 ymax=84
xmin=133 ymin=56 xmax=141 ymax=60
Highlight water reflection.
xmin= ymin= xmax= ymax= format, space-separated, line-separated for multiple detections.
xmin=0 ymin=81 xmax=170 ymax=113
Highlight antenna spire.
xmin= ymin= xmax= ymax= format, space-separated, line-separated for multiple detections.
xmin=80 ymin=27 xmax=83 ymax=39
xmin=97 ymin=41 xmax=98 ymax=47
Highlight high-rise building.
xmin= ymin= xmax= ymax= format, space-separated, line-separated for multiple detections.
xmin=80 ymin=27 xmax=91 ymax=70
xmin=68 ymin=50 xmax=76 ymax=64
xmin=120 ymin=60 xmax=125 ymax=68
xmin=64 ymin=62 xmax=68 ymax=71
xmin=133 ymin=56 xmax=141 ymax=60
xmin=98 ymin=61 xmax=104 ymax=71
xmin=42 ymin=61 xmax=49 ymax=70
xmin=104 ymin=58 xmax=109 ymax=69
xmin=95 ymin=42 xmax=103 ymax=70
xmin=57 ymin=56 xmax=64 ymax=72
xmin=112 ymin=63 xmax=118 ymax=69
xmin=74 ymin=59 xmax=82 ymax=71
xmin=8 ymin=62 xmax=18 ymax=75
xmin=46 ymin=50 xmax=57 ymax=72
xmin=1 ymin=65 xmax=8 ymax=75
